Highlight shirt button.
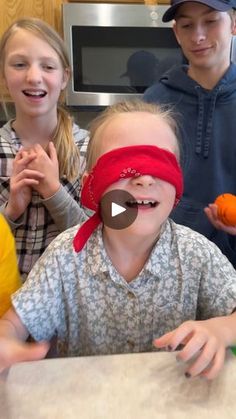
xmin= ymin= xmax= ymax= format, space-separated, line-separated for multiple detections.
xmin=127 ymin=291 xmax=135 ymax=299
xmin=127 ymin=339 xmax=135 ymax=350
xmin=31 ymin=226 xmax=37 ymax=231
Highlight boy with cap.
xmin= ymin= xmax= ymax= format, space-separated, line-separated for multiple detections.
xmin=144 ymin=0 xmax=236 ymax=268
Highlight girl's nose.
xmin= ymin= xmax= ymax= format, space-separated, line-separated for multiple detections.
xmin=131 ymin=175 xmax=155 ymax=187
xmin=26 ymin=65 xmax=42 ymax=84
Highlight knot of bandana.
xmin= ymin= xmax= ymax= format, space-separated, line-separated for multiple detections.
xmin=73 ymin=145 xmax=183 ymax=252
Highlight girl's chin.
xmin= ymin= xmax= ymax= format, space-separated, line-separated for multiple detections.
xmin=122 ymin=221 xmax=162 ymax=236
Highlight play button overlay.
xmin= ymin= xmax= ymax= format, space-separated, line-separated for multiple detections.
xmin=100 ymin=190 xmax=138 ymax=229
xmin=112 ymin=202 xmax=126 ymax=217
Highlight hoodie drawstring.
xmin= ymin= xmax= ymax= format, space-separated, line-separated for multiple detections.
xmin=195 ymin=85 xmax=204 ymax=155
xmin=194 ymin=85 xmax=220 ymax=158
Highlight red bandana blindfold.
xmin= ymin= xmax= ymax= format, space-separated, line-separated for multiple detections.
xmin=73 ymin=145 xmax=183 ymax=252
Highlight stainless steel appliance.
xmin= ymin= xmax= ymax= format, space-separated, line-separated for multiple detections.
xmin=63 ymin=3 xmax=184 ymax=108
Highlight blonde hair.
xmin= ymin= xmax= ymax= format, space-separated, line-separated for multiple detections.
xmin=86 ymin=99 xmax=181 ymax=172
xmin=0 ymin=17 xmax=80 ymax=181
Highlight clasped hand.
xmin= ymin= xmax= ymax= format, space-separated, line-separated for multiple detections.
xmin=25 ymin=143 xmax=60 ymax=198
xmin=6 ymin=142 xmax=60 ymax=221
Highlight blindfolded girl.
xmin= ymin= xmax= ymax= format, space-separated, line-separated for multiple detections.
xmin=0 ymin=100 xmax=235 ymax=380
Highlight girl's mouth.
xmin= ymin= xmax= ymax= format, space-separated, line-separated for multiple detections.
xmin=23 ymin=90 xmax=47 ymax=98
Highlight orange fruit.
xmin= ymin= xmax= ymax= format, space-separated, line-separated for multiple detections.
xmin=214 ymin=193 xmax=236 ymax=226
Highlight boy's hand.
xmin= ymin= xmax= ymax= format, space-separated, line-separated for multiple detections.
xmin=153 ymin=318 xmax=228 ymax=380
xmin=0 ymin=338 xmax=50 ymax=373
xmin=204 ymin=204 xmax=236 ymax=235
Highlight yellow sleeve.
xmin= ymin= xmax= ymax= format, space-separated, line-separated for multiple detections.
xmin=0 ymin=214 xmax=21 ymax=317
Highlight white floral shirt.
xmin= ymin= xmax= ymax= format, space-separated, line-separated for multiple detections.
xmin=12 ymin=219 xmax=236 ymax=357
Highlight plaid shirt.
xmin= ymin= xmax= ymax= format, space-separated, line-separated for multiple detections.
xmin=0 ymin=121 xmax=89 ymax=280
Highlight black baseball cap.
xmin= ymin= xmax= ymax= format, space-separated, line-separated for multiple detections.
xmin=162 ymin=0 xmax=236 ymax=22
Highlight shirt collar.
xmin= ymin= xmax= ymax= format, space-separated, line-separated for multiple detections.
xmin=85 ymin=220 xmax=173 ymax=280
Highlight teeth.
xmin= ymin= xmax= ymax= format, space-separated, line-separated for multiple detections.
xmin=24 ymin=91 xmax=45 ymax=96
xmin=137 ymin=199 xmax=155 ymax=205
xmin=129 ymin=199 xmax=156 ymax=205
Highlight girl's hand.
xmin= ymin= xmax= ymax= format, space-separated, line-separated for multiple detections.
xmin=5 ymin=149 xmax=45 ymax=221
xmin=26 ymin=142 xmax=60 ymax=198
xmin=0 ymin=337 xmax=49 ymax=373
xmin=153 ymin=318 xmax=228 ymax=380
xmin=204 ymin=204 xmax=236 ymax=235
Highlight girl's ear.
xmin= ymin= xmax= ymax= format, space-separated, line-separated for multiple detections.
xmin=82 ymin=171 xmax=89 ymax=187
xmin=61 ymin=68 xmax=70 ymax=90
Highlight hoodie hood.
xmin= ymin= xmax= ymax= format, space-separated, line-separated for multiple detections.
xmin=159 ymin=63 xmax=236 ymax=95
xmin=158 ymin=63 xmax=236 ymax=157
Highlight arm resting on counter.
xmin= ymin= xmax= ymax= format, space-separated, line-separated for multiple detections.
xmin=0 ymin=308 xmax=49 ymax=373
xmin=154 ymin=311 xmax=236 ymax=380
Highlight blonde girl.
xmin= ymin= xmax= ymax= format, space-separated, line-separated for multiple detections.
xmin=0 ymin=18 xmax=88 ymax=279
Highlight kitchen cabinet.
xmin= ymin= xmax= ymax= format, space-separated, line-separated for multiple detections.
xmin=0 ymin=0 xmax=67 ymax=37
xmin=67 ymin=1 xmax=170 ymax=3
xmin=68 ymin=1 xmax=170 ymax=3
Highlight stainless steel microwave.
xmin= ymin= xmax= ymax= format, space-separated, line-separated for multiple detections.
xmin=62 ymin=3 xmax=184 ymax=108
